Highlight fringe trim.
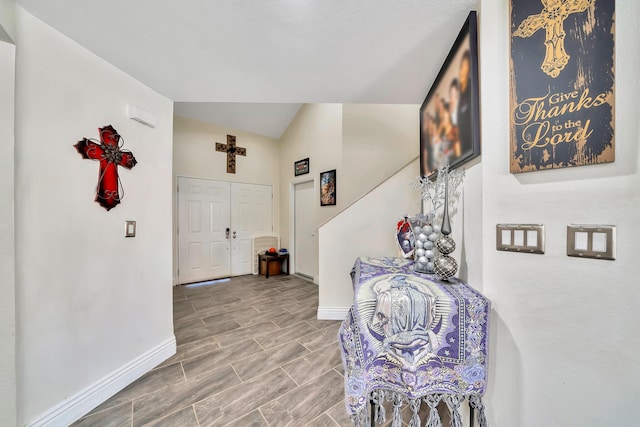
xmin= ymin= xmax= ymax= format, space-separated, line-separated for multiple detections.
xmin=408 ymin=398 xmax=421 ymax=427
xmin=352 ymin=391 xmax=486 ymax=427
xmin=469 ymin=395 xmax=488 ymax=427
xmin=392 ymin=392 xmax=404 ymax=427
xmin=425 ymin=394 xmax=442 ymax=427
xmin=370 ymin=389 xmax=386 ymax=425
xmin=443 ymin=395 xmax=463 ymax=427
xmin=351 ymin=412 xmax=362 ymax=427
xmin=363 ymin=397 xmax=370 ymax=427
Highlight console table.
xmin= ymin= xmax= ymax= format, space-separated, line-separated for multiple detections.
xmin=338 ymin=257 xmax=490 ymax=427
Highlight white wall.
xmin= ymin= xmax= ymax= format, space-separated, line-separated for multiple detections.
xmin=342 ymin=104 xmax=419 ymax=203
xmin=0 ymin=36 xmax=16 ymax=427
xmin=479 ymin=0 xmax=640 ymax=425
xmin=318 ymin=159 xmax=421 ymax=319
xmin=454 ymin=161 xmax=483 ymax=290
xmin=173 ymin=114 xmax=281 ymax=186
xmin=311 ymin=100 xmax=482 ymax=315
xmin=14 ymin=8 xmax=175 ymax=425
xmin=279 ymin=103 xmax=420 ymax=283
xmin=314 ymin=157 xmax=484 ymax=318
xmin=173 ymin=114 xmax=281 ymax=283
xmin=278 ymin=104 xmax=344 ymax=282
xmin=0 ymin=0 xmax=15 ymax=41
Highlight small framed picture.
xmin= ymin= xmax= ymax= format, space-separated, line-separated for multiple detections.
xmin=294 ymin=158 xmax=310 ymax=176
xmin=319 ymin=169 xmax=336 ymax=206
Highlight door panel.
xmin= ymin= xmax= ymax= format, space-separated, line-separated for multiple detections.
xmin=187 ymin=242 xmax=201 ymax=269
xmin=252 ymin=187 xmax=272 ymax=235
xmin=188 ymin=200 xmax=201 ymax=232
xmin=231 ymin=183 xmax=273 ymax=275
xmin=178 ymin=177 xmax=231 ymax=284
xmin=232 ymin=186 xmax=252 ymax=275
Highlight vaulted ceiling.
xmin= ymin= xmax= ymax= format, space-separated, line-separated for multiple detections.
xmin=17 ymin=0 xmax=479 ymax=137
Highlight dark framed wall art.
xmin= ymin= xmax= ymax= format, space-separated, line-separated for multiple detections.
xmin=420 ymin=11 xmax=480 ymax=179
xmin=509 ymin=0 xmax=615 ymax=173
xmin=319 ymin=169 xmax=336 ymax=206
xmin=294 ymin=158 xmax=310 ymax=176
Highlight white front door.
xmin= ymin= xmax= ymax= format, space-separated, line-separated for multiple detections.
xmin=294 ymin=180 xmax=315 ymax=278
xmin=177 ymin=177 xmax=231 ymax=284
xmin=231 ymin=183 xmax=273 ymax=275
xmin=178 ymin=178 xmax=273 ymax=282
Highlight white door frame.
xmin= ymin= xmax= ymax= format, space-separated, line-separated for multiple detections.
xmin=176 ymin=176 xmax=273 ymax=284
xmin=290 ymin=179 xmax=315 ymax=280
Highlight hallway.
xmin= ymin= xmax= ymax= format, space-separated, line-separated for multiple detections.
xmin=72 ymin=275 xmax=348 ymax=426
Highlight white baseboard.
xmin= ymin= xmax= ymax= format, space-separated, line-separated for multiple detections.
xmin=27 ymin=336 xmax=176 ymax=427
xmin=317 ymin=306 xmax=350 ymax=320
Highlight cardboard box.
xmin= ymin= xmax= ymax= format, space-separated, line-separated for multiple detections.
xmin=260 ymin=257 xmax=282 ymax=276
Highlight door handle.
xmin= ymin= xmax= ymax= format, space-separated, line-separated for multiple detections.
xmin=233 ymin=231 xmax=237 ymax=239
xmin=226 ymin=228 xmax=230 ymax=239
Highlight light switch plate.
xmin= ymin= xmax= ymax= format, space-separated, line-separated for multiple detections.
xmin=125 ymin=221 xmax=136 ymax=237
xmin=496 ymin=224 xmax=545 ymax=254
xmin=567 ymin=224 xmax=615 ymax=260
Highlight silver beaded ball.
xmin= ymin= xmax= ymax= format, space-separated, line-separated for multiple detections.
xmin=436 ymin=236 xmax=456 ymax=255
xmin=434 ymin=255 xmax=458 ymax=280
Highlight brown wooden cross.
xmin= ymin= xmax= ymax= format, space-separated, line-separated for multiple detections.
xmin=514 ymin=0 xmax=593 ymax=78
xmin=215 ymin=134 xmax=246 ymax=174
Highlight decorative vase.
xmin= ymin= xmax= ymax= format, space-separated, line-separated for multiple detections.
xmin=410 ymin=213 xmax=437 ymax=274
xmin=434 ymin=171 xmax=458 ymax=281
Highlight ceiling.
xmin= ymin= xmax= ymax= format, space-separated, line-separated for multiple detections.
xmin=17 ymin=0 xmax=478 ymax=138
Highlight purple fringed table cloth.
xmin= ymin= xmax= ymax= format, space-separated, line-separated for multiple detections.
xmin=338 ymin=257 xmax=490 ymax=427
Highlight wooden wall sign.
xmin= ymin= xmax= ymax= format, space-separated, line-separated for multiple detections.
xmin=510 ymin=0 xmax=615 ymax=173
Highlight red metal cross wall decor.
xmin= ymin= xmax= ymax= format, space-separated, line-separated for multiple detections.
xmin=74 ymin=125 xmax=137 ymax=211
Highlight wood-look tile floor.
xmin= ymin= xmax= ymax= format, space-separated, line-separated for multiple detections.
xmin=72 ymin=274 xmax=352 ymax=427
